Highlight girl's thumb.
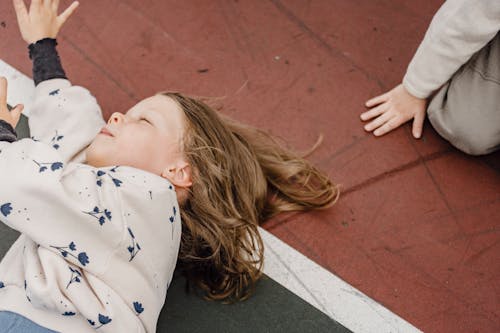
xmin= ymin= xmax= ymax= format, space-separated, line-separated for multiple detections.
xmin=13 ymin=104 xmax=24 ymax=118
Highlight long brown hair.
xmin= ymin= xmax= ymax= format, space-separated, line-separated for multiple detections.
xmin=159 ymin=92 xmax=339 ymax=301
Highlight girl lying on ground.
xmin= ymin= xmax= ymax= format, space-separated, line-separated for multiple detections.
xmin=0 ymin=0 xmax=338 ymax=332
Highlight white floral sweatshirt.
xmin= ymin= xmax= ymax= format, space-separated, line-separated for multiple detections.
xmin=403 ymin=0 xmax=500 ymax=99
xmin=0 ymin=78 xmax=182 ymax=332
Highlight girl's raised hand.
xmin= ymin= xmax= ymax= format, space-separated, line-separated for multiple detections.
xmin=0 ymin=77 xmax=24 ymax=129
xmin=13 ymin=0 xmax=79 ymax=44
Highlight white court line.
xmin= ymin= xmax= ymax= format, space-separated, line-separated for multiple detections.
xmin=1 ymin=58 xmax=422 ymax=333
xmin=260 ymin=228 xmax=421 ymax=333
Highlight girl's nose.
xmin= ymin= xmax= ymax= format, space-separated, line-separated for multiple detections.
xmin=108 ymin=112 xmax=125 ymax=125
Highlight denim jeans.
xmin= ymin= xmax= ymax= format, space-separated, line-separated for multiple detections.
xmin=0 ymin=311 xmax=58 ymax=333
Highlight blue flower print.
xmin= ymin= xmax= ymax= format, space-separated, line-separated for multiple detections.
xmin=0 ymin=203 xmax=29 ymax=221
xmin=83 ymin=206 xmax=112 ymax=226
xmin=99 ymin=314 xmax=112 ymax=325
xmin=50 ymin=130 xmax=64 ymax=150
xmin=127 ymin=227 xmax=141 ymax=262
xmin=66 ymin=266 xmax=82 ymax=289
xmin=78 ymin=253 xmax=89 ymax=266
xmin=49 ymin=89 xmax=60 ymax=96
xmin=24 ymin=280 xmax=31 ymax=302
xmin=133 ymin=301 xmax=144 ymax=315
xmin=94 ymin=168 xmax=122 ymax=187
xmin=96 ymin=171 xmax=104 ymax=187
xmin=33 ymin=159 xmax=63 ymax=173
xmin=0 ymin=281 xmax=4 ymax=288
xmin=169 ymin=205 xmax=177 ymax=239
xmin=62 ymin=312 xmax=75 ymax=316
xmin=50 ymin=242 xmax=90 ymax=266
xmin=0 ymin=203 xmax=12 ymax=217
xmin=87 ymin=314 xmax=112 ymax=329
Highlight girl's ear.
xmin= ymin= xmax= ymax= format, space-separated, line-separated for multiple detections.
xmin=161 ymin=162 xmax=192 ymax=188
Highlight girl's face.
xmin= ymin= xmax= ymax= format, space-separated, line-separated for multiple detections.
xmin=86 ymin=94 xmax=192 ymax=187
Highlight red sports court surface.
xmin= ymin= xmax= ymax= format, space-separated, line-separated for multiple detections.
xmin=1 ymin=1 xmax=499 ymax=332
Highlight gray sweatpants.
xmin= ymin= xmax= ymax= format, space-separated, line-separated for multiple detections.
xmin=427 ymin=32 xmax=500 ymax=156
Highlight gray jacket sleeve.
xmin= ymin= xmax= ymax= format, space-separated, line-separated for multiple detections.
xmin=403 ymin=0 xmax=500 ymax=99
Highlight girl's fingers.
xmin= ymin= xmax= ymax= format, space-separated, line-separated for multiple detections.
xmin=374 ymin=117 xmax=401 ymax=136
xmin=30 ymin=0 xmax=41 ymax=12
xmin=412 ymin=110 xmax=425 ymax=139
xmin=43 ymin=0 xmax=53 ymax=9
xmin=52 ymin=0 xmax=60 ymax=12
xmin=12 ymin=104 xmax=25 ymax=119
xmin=360 ymin=103 xmax=388 ymax=121
xmin=364 ymin=111 xmax=392 ymax=132
xmin=365 ymin=91 xmax=389 ymax=108
xmin=12 ymin=0 xmax=28 ymax=23
xmin=0 ymin=77 xmax=7 ymax=107
xmin=58 ymin=1 xmax=79 ymax=25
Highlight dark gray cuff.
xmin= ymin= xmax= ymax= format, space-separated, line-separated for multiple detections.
xmin=0 ymin=119 xmax=17 ymax=143
xmin=28 ymin=38 xmax=68 ymax=86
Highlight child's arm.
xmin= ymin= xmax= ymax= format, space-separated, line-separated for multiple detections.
xmin=1 ymin=75 xmax=120 ymax=270
xmin=0 ymin=138 xmax=122 ymax=273
xmin=27 ymin=76 xmax=106 ymax=163
xmin=14 ymin=0 xmax=105 ymax=164
xmin=14 ymin=0 xmax=76 ymax=86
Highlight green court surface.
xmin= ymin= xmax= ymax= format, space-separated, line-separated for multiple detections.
xmin=0 ymin=111 xmax=348 ymax=333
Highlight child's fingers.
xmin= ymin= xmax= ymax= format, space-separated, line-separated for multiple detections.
xmin=373 ymin=117 xmax=400 ymax=137
xmin=52 ymin=0 xmax=60 ymax=12
xmin=57 ymin=1 xmax=79 ymax=25
xmin=30 ymin=0 xmax=42 ymax=12
xmin=360 ymin=103 xmax=388 ymax=121
xmin=12 ymin=104 xmax=25 ymax=119
xmin=364 ymin=111 xmax=392 ymax=132
xmin=412 ymin=110 xmax=425 ymax=139
xmin=365 ymin=91 xmax=389 ymax=108
xmin=12 ymin=0 xmax=29 ymax=23
xmin=0 ymin=77 xmax=7 ymax=107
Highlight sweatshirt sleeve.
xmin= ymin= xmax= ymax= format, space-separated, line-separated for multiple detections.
xmin=25 ymin=38 xmax=105 ymax=164
xmin=0 ymin=139 xmax=123 ymax=274
xmin=0 ymin=138 xmax=180 ymax=332
xmin=27 ymin=78 xmax=106 ymax=164
xmin=0 ymin=120 xmax=17 ymax=143
xmin=403 ymin=0 xmax=500 ymax=99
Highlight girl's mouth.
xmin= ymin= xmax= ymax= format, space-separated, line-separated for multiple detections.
xmin=99 ymin=127 xmax=113 ymax=137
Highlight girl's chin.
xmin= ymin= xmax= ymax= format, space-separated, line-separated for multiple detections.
xmin=85 ymin=150 xmax=109 ymax=168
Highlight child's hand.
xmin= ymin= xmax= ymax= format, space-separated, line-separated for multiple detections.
xmin=0 ymin=77 xmax=24 ymax=129
xmin=361 ymin=84 xmax=427 ymax=139
xmin=13 ymin=0 xmax=79 ymax=44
